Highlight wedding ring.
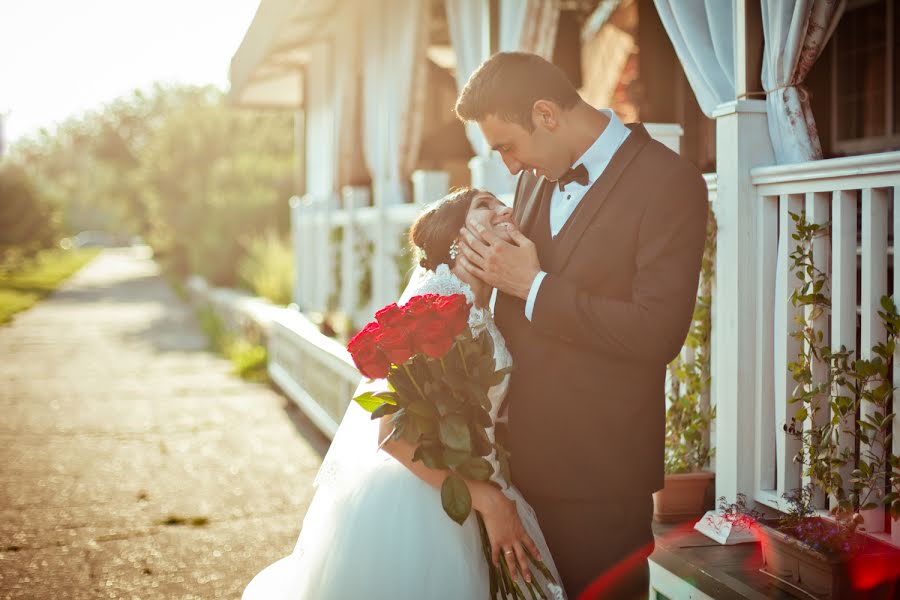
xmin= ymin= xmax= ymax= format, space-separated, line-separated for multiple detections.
xmin=504 ymin=549 xmax=514 ymax=555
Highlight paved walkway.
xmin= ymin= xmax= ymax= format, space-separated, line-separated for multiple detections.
xmin=0 ymin=248 xmax=329 ymax=599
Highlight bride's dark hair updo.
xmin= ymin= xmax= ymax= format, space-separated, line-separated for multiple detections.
xmin=409 ymin=187 xmax=478 ymax=271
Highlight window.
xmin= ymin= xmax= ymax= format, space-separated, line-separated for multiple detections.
xmin=831 ymin=0 xmax=899 ymax=154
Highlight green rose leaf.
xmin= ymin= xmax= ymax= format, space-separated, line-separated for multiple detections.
xmin=443 ymin=448 xmax=471 ymax=468
xmin=353 ymin=392 xmax=383 ymax=413
xmin=440 ymin=414 xmax=472 ymax=452
xmin=441 ymin=473 xmax=472 ymax=525
xmin=414 ymin=443 xmax=447 ymax=469
xmin=456 ymin=457 xmax=494 ymax=481
xmin=371 ymin=402 xmax=400 ymax=419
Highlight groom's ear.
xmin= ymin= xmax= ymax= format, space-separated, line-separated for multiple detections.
xmin=532 ymin=100 xmax=559 ymax=132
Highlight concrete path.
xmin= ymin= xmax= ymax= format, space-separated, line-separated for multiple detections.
xmin=0 ymin=248 xmax=329 ymax=599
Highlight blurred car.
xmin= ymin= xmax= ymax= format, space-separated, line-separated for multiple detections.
xmin=70 ymin=231 xmax=132 ymax=248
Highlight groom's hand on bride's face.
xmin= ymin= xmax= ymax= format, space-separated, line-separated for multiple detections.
xmin=458 ymin=220 xmax=540 ymax=300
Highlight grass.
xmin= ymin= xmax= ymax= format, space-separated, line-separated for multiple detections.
xmin=0 ymin=248 xmax=101 ymax=325
xmin=196 ymin=306 xmax=269 ymax=383
xmin=157 ymin=514 xmax=210 ymax=527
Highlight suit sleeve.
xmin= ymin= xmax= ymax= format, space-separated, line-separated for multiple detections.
xmin=530 ymin=165 xmax=709 ymax=364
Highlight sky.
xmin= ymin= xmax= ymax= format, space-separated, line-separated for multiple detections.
xmin=1 ymin=0 xmax=261 ymax=146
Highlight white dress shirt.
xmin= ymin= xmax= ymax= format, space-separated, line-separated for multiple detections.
xmin=524 ymin=109 xmax=630 ymax=321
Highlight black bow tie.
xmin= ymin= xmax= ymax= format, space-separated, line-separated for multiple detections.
xmin=557 ymin=163 xmax=589 ymax=191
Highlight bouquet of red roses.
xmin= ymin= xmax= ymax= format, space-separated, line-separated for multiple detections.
xmin=347 ymin=293 xmax=557 ymax=599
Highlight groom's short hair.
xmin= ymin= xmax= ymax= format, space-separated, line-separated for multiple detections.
xmin=455 ymin=52 xmax=580 ymax=132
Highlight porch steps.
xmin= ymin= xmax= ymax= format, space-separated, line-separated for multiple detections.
xmin=650 ymin=522 xmax=795 ymax=599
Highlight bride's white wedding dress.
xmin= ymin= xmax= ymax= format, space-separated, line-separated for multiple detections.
xmin=242 ymin=265 xmax=565 ymax=600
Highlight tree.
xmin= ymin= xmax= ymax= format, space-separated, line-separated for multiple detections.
xmin=0 ymin=163 xmax=58 ymax=269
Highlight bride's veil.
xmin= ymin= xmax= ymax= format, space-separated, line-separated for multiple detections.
xmin=308 ymin=265 xmax=432 ymax=500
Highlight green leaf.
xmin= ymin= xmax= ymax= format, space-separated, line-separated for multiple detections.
xmin=439 ymin=414 xmax=472 ymax=452
xmin=373 ymin=391 xmax=398 ymax=404
xmin=353 ymin=391 xmax=383 ymax=413
xmin=441 ymin=473 xmax=472 ymax=525
xmin=407 ymin=399 xmax=438 ymax=418
xmin=456 ymin=457 xmax=494 ymax=481
xmin=414 ymin=443 xmax=447 ymax=469
xmin=442 ymin=448 xmax=470 ymax=468
xmin=371 ymin=403 xmax=400 ymax=419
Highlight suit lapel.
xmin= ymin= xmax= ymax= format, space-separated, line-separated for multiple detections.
xmin=549 ymin=123 xmax=651 ymax=273
xmin=514 ymin=174 xmax=551 ymax=237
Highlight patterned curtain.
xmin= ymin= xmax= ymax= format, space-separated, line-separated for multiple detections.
xmin=761 ymin=0 xmax=846 ymax=163
xmin=499 ymin=0 xmax=560 ymax=58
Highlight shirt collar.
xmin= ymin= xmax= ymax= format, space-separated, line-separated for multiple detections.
xmin=570 ymin=109 xmax=629 ymax=183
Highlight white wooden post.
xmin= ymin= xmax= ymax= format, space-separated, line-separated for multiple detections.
xmin=712 ymin=0 xmax=775 ymax=504
xmin=468 ymin=154 xmax=516 ymax=202
xmin=341 ymin=186 xmax=369 ymax=321
xmin=644 ymin=123 xmax=684 ymax=155
xmin=712 ymin=98 xmax=775 ymax=504
xmin=831 ymin=189 xmax=858 ymax=511
xmin=411 ymin=170 xmax=450 ymax=206
xmin=372 ymin=178 xmax=404 ymax=310
xmin=315 ymin=194 xmax=335 ymax=312
xmin=298 ymin=194 xmax=316 ymax=311
xmin=860 ymin=187 xmax=889 ymax=534
xmin=289 ymin=195 xmax=304 ymax=309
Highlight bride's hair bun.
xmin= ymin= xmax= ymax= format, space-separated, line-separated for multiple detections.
xmin=408 ymin=188 xmax=477 ymax=271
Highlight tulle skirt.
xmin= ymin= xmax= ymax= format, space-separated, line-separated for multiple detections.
xmin=242 ymin=453 xmax=564 ymax=600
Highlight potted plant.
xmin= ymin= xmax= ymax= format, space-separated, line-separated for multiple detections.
xmin=754 ymin=212 xmax=900 ymax=599
xmin=653 ymin=210 xmax=716 ymax=523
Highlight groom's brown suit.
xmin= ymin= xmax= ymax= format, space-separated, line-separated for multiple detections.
xmin=494 ymin=123 xmax=708 ymax=598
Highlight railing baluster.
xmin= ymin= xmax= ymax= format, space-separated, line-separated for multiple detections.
xmin=831 ymin=189 xmax=858 ymax=512
xmin=804 ymin=192 xmax=830 ymax=509
xmin=860 ymin=187 xmax=889 ymax=534
xmin=756 ymin=194 xmax=778 ymax=494
xmin=893 ymin=184 xmax=900 ymax=546
xmin=776 ymin=194 xmax=804 ymax=502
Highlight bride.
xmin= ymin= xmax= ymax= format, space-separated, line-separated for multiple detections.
xmin=242 ymin=188 xmax=565 ymax=600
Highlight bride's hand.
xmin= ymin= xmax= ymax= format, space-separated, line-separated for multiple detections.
xmin=470 ymin=481 xmax=541 ymax=583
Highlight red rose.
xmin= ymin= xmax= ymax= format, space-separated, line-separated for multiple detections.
xmin=347 ymin=321 xmax=390 ymax=379
xmin=434 ymin=294 xmax=470 ymax=337
xmin=375 ymin=303 xmax=405 ymax=328
xmin=402 ymin=294 xmax=470 ymax=358
xmin=376 ymin=325 xmax=414 ymax=365
xmin=414 ymin=317 xmax=457 ymax=357
xmin=403 ymin=294 xmax=438 ymax=320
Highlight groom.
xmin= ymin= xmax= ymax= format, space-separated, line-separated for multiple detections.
xmin=454 ymin=52 xmax=708 ymax=598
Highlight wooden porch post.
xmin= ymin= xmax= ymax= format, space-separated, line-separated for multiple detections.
xmin=711 ymin=0 xmax=775 ymax=503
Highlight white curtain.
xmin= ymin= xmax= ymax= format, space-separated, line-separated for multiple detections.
xmin=761 ymin=0 xmax=845 ymax=164
xmin=362 ymin=0 xmax=429 ymax=200
xmin=446 ymin=0 xmax=491 ymax=156
xmin=653 ymin=0 xmax=735 ymax=118
xmin=499 ymin=0 xmax=560 ymax=58
xmin=445 ymin=0 xmax=560 ymax=157
xmin=333 ymin=3 xmax=362 ymax=189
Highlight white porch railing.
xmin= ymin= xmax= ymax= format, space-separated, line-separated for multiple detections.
xmin=290 ymin=171 xmax=451 ymax=329
xmin=749 ymin=150 xmax=900 ymax=546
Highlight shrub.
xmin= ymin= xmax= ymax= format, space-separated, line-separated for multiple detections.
xmin=237 ymin=230 xmax=294 ymax=306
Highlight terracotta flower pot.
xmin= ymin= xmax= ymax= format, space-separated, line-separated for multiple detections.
xmin=757 ymin=518 xmax=900 ymax=600
xmin=652 ymin=471 xmax=714 ymax=523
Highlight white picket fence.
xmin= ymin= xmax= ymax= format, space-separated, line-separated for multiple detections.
xmin=750 ymin=150 xmax=900 ymax=546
